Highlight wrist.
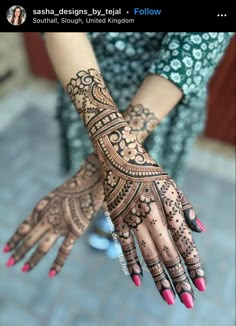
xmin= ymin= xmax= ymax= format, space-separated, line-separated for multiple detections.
xmin=122 ymin=104 xmax=160 ymax=144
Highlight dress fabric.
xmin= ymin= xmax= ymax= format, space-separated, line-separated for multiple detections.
xmin=56 ymin=32 xmax=233 ymax=185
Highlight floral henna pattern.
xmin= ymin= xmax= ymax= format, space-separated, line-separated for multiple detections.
xmin=5 ymin=100 xmax=162 ymax=272
xmin=165 ymin=256 xmax=194 ymax=298
xmin=123 ymin=104 xmax=160 ymax=143
xmin=43 ymin=153 xmax=104 ymax=236
xmin=158 ymin=178 xmax=204 ymax=291
xmin=66 ymin=69 xmax=205 ymax=306
xmin=5 ymin=70 xmax=202 ymax=291
xmin=5 ymin=153 xmax=104 ymax=273
xmin=145 ymin=256 xmax=174 ymax=298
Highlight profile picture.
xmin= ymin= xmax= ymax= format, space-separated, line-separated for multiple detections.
xmin=6 ymin=5 xmax=26 ymax=26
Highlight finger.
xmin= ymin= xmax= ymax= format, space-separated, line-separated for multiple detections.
xmin=180 ymin=192 xmax=206 ymax=233
xmin=4 ymin=197 xmax=50 ymax=253
xmin=49 ymin=233 xmax=76 ymax=277
xmin=6 ymin=221 xmax=50 ymax=266
xmin=4 ymin=217 xmax=33 ymax=252
xmin=145 ymin=199 xmax=195 ymax=309
xmin=114 ymin=219 xmax=143 ymax=287
xmin=167 ymin=209 xmax=206 ymax=292
xmin=160 ymin=186 xmax=206 ymax=293
xmin=103 ymin=202 xmax=143 ymax=286
xmin=131 ymin=222 xmax=175 ymax=305
xmin=171 ymin=181 xmax=206 ymax=233
xmin=21 ymin=231 xmax=60 ymax=272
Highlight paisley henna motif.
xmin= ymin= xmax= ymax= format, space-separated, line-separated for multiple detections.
xmin=6 ymin=69 xmax=205 ymax=307
xmin=65 ymin=69 xmax=205 ymax=306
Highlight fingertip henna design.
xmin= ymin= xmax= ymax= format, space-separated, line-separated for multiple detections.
xmin=66 ymin=68 xmax=204 ymax=307
xmin=145 ymin=256 xmax=174 ymax=299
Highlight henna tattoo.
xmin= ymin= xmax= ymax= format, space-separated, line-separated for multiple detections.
xmin=33 ymin=153 xmax=104 ymax=238
xmin=186 ymin=254 xmax=205 ymax=281
xmin=165 ymin=256 xmax=194 ymax=297
xmin=145 ymin=256 xmax=173 ymax=297
xmin=66 ymin=69 xmax=204 ymax=303
xmin=163 ymin=246 xmax=169 ymax=253
xmin=115 ymin=221 xmax=131 ymax=240
xmin=141 ymin=240 xmax=146 ymax=247
xmin=150 ymin=219 xmax=157 ymax=225
xmin=6 ymin=92 xmax=165 ymax=275
xmin=5 ymin=67 xmax=204 ymax=306
xmin=123 ymin=104 xmax=160 ymax=143
xmin=6 ymin=153 xmax=105 ymax=271
xmin=121 ymin=242 xmax=142 ymax=276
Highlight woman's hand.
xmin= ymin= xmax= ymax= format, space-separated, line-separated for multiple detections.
xmin=3 ymin=100 xmax=203 ymax=280
xmin=64 ymin=67 xmax=206 ymax=308
xmin=97 ymin=125 xmax=206 ymax=309
xmin=4 ymin=153 xmax=104 ymax=276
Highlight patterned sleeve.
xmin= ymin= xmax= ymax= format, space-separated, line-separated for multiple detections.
xmin=149 ymin=32 xmax=234 ymax=96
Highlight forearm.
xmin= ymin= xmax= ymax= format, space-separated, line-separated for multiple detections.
xmin=120 ymin=74 xmax=183 ymax=144
xmin=45 ymin=33 xmax=182 ymax=155
xmin=130 ymin=74 xmax=183 ymax=122
xmin=45 ymin=33 xmax=99 ymax=86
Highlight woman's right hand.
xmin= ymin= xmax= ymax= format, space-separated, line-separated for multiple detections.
xmin=3 ymin=153 xmax=104 ymax=276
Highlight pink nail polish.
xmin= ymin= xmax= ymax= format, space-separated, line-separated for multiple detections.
xmin=180 ymin=293 xmax=194 ymax=309
xmin=194 ymin=278 xmax=206 ymax=291
xmin=162 ymin=289 xmax=175 ymax=305
xmin=196 ymin=218 xmax=206 ymax=232
xmin=6 ymin=257 xmax=15 ymax=267
xmin=132 ymin=275 xmax=141 ymax=287
xmin=22 ymin=264 xmax=30 ymax=272
xmin=3 ymin=245 xmax=11 ymax=252
xmin=3 ymin=245 xmax=10 ymax=253
xmin=49 ymin=270 xmax=56 ymax=278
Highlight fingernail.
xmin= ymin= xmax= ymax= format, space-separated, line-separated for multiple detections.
xmin=162 ymin=289 xmax=175 ymax=305
xmin=3 ymin=244 xmax=10 ymax=253
xmin=194 ymin=277 xmax=206 ymax=291
xmin=196 ymin=218 xmax=206 ymax=232
xmin=132 ymin=275 xmax=141 ymax=287
xmin=180 ymin=292 xmax=194 ymax=309
xmin=49 ymin=270 xmax=56 ymax=278
xmin=6 ymin=257 xmax=15 ymax=267
xmin=22 ymin=264 xmax=30 ymax=272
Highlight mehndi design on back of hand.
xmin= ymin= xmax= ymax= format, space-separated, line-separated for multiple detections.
xmin=66 ymin=69 xmax=206 ymax=308
xmin=4 ymin=103 xmax=163 ymax=277
xmin=5 ymin=69 xmax=205 ymax=308
xmin=5 ymin=153 xmax=104 ymax=275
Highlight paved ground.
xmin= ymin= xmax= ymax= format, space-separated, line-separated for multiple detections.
xmin=0 ymin=94 xmax=235 ymax=325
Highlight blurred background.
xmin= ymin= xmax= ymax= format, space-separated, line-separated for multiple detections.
xmin=0 ymin=33 xmax=235 ymax=326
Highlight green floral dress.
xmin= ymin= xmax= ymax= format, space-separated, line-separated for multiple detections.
xmin=56 ymin=32 xmax=234 ymax=185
